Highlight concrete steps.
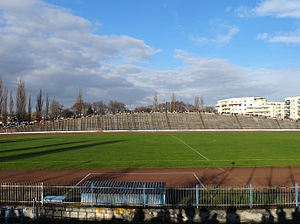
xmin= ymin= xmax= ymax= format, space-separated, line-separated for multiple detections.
xmin=7 ymin=113 xmax=300 ymax=132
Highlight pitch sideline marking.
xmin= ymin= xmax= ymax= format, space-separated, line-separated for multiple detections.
xmin=64 ymin=173 xmax=92 ymax=198
xmin=2 ymin=158 xmax=300 ymax=165
xmin=85 ymin=172 xmax=202 ymax=186
xmin=89 ymin=172 xmax=200 ymax=175
xmin=76 ymin=173 xmax=91 ymax=186
xmin=168 ymin=134 xmax=209 ymax=161
xmin=193 ymin=173 xmax=206 ymax=189
xmin=2 ymin=128 xmax=300 ymax=135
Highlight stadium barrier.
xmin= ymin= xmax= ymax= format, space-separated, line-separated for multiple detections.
xmin=0 ymin=183 xmax=298 ymax=208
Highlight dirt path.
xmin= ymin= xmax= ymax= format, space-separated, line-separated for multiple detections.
xmin=1 ymin=167 xmax=299 ymax=187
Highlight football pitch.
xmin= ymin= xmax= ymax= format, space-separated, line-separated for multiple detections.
xmin=1 ymin=132 xmax=300 ymax=169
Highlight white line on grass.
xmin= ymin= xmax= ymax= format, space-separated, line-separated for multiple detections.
xmin=168 ymin=134 xmax=209 ymax=161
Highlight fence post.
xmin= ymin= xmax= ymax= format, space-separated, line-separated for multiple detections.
xmin=32 ymin=197 xmax=35 ymax=220
xmin=5 ymin=209 xmax=8 ymax=224
xmin=296 ymin=183 xmax=298 ymax=207
xmin=91 ymin=183 xmax=94 ymax=206
xmin=143 ymin=183 xmax=146 ymax=207
xmin=249 ymin=184 xmax=253 ymax=208
xmin=20 ymin=207 xmax=24 ymax=224
xmin=196 ymin=185 xmax=199 ymax=208
xmin=41 ymin=183 xmax=44 ymax=206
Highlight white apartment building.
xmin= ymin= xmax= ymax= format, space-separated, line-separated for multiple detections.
xmin=266 ymin=102 xmax=285 ymax=119
xmin=216 ymin=97 xmax=284 ymax=118
xmin=285 ymin=96 xmax=300 ymax=120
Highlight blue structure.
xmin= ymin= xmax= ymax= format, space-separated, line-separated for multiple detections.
xmin=44 ymin=196 xmax=66 ymax=203
xmin=81 ymin=181 xmax=166 ymax=206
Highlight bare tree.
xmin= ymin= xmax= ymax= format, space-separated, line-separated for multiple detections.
xmin=152 ymin=94 xmax=158 ymax=112
xmin=187 ymin=103 xmax=194 ymax=112
xmin=108 ymin=100 xmax=127 ymax=114
xmin=28 ymin=94 xmax=32 ymax=122
xmin=203 ymin=106 xmax=216 ymax=113
xmin=92 ymin=101 xmax=107 ymax=115
xmin=1 ymin=88 xmax=8 ymax=125
xmin=16 ymin=78 xmax=26 ymax=121
xmin=170 ymin=93 xmax=176 ymax=112
xmin=159 ymin=101 xmax=170 ymax=113
xmin=50 ymin=98 xmax=63 ymax=120
xmin=200 ymin=96 xmax=205 ymax=111
xmin=135 ymin=106 xmax=152 ymax=113
xmin=176 ymin=101 xmax=188 ymax=112
xmin=61 ymin=108 xmax=74 ymax=118
xmin=72 ymin=89 xmax=83 ymax=117
xmin=194 ymin=96 xmax=199 ymax=112
xmin=9 ymin=90 xmax=13 ymax=118
xmin=0 ymin=76 xmax=2 ymax=116
xmin=35 ymin=89 xmax=43 ymax=121
xmin=82 ymin=102 xmax=92 ymax=116
xmin=45 ymin=93 xmax=49 ymax=120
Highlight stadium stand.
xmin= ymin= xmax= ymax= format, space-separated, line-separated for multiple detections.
xmin=277 ymin=119 xmax=300 ymax=129
xmin=202 ymin=114 xmax=241 ymax=129
xmin=151 ymin=113 xmax=169 ymax=130
xmin=1 ymin=112 xmax=299 ymax=132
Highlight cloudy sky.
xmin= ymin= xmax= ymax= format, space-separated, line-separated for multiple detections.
xmin=0 ymin=0 xmax=300 ymax=108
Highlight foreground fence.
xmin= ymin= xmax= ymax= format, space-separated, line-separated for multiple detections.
xmin=0 ymin=183 xmax=299 ymax=208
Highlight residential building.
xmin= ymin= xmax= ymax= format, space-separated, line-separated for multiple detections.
xmin=266 ymin=102 xmax=285 ymax=119
xmin=216 ymin=97 xmax=266 ymax=115
xmin=216 ymin=97 xmax=284 ymax=118
xmin=284 ymin=96 xmax=300 ymax=120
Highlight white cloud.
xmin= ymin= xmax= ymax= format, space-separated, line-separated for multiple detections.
xmin=0 ymin=0 xmax=299 ymax=107
xmin=256 ymin=29 xmax=300 ymax=43
xmin=254 ymin=0 xmax=300 ymax=19
xmin=257 ymin=32 xmax=269 ymax=40
xmin=123 ymin=50 xmax=299 ymax=105
xmin=0 ymin=0 xmax=159 ymax=106
xmin=237 ymin=0 xmax=300 ymax=19
xmin=268 ymin=29 xmax=300 ymax=43
xmin=225 ymin=6 xmax=232 ymax=13
xmin=235 ymin=6 xmax=253 ymax=17
xmin=242 ymin=0 xmax=300 ymax=44
xmin=191 ymin=26 xmax=239 ymax=44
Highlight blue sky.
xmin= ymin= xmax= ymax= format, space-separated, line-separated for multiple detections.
xmin=0 ymin=0 xmax=300 ymax=107
xmin=46 ymin=0 xmax=299 ymax=69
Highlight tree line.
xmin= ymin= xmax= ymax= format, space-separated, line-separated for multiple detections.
xmin=0 ymin=76 xmax=214 ymax=126
xmin=135 ymin=93 xmax=211 ymax=113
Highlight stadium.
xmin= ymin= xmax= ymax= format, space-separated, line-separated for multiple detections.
xmin=1 ymin=112 xmax=300 ymax=222
xmin=1 ymin=112 xmax=300 ymax=185
xmin=1 ymin=0 xmax=300 ymax=222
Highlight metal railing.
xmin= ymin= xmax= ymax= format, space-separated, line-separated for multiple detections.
xmin=0 ymin=183 xmax=298 ymax=208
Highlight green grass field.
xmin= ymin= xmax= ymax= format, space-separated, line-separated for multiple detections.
xmin=1 ymin=132 xmax=300 ymax=169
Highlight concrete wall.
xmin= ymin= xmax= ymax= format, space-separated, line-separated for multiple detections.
xmin=1 ymin=205 xmax=300 ymax=223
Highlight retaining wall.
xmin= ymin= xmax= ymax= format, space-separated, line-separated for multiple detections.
xmin=1 ymin=205 xmax=300 ymax=223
